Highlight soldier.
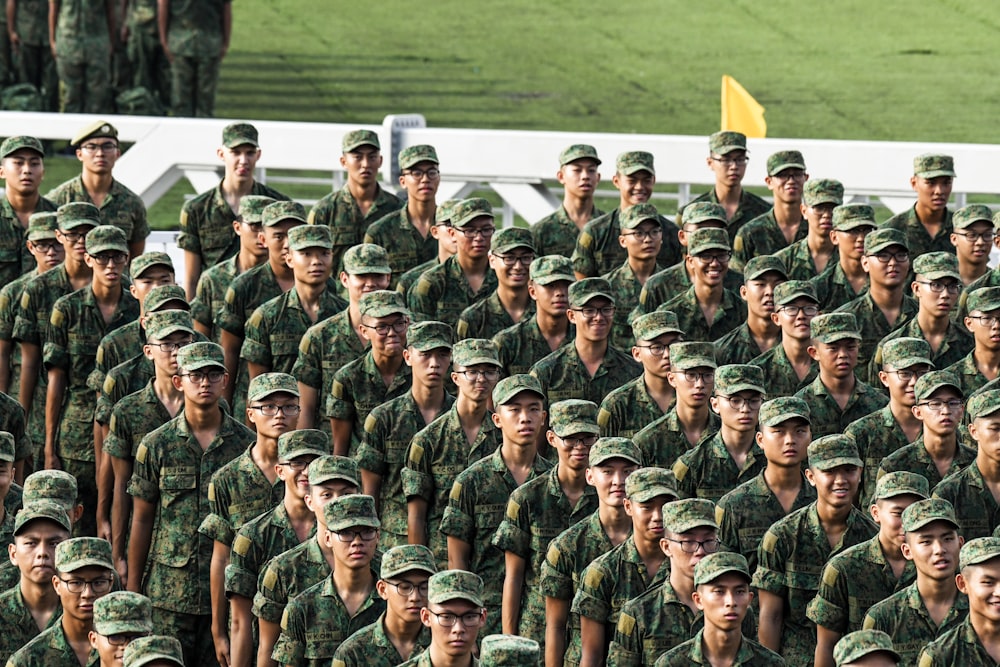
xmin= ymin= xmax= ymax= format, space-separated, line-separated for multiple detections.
xmin=660 ymin=228 xmax=747 ymax=342
xmin=399 ymin=570 xmax=485 ymax=667
xmin=795 ymin=313 xmax=888 ymax=438
xmin=492 ymin=254 xmax=575 ymax=377
xmin=88 ymin=591 xmax=153 ymax=667
xmin=956 ymin=211 xmax=1000 ymax=328
xmin=8 ymin=0 xmax=58 ymax=110
xmin=22 ymin=469 xmax=83 ymax=528
xmin=882 ymin=154 xmax=956 ymax=258
xmin=753 ymin=435 xmax=877 ymax=665
xmin=862 ymin=498 xmax=967 ymax=666
xmin=395 ymin=200 xmax=458 ymax=298
xmin=951 ymin=204 xmax=993 ymax=287
xmin=47 ymin=0 xmax=113 ymax=113
xmin=46 ymin=122 xmax=148 ymax=258
xmin=364 ymin=144 xmax=441 ymax=283
xmin=750 ymin=280 xmax=820 ymax=397
xmin=126 ymin=342 xmax=255 ymax=666
xmin=731 ymin=150 xmax=809 ymax=271
xmin=272 ymin=494 xmax=385 ymax=666
xmin=178 ymin=122 xmax=288 ymax=297
xmin=493 ymin=400 xmax=601 ymax=650
xmin=811 ymin=204 xmax=877 ymax=312
xmin=833 ymin=630 xmax=901 ymax=667
xmin=0 ymin=136 xmax=55 ymax=285
xmin=947 ymin=286 xmax=1000 ymax=395
xmin=631 ymin=341 xmax=720 ymax=468
xmin=479 ymin=634 xmax=540 ymax=665
xmin=598 ymin=310 xmax=683 ymax=438
xmin=121 ymin=0 xmax=169 ymax=107
xmin=456 ymin=227 xmax=535 ymax=341
xmin=0 ymin=432 xmax=20 ymax=576
xmin=532 ymin=144 xmax=604 ymax=258
xmin=157 ymin=0 xmax=230 ymax=116
xmin=717 ymin=396 xmax=815 ymax=573
xmin=122 ymin=635 xmax=184 ymax=667
xmin=775 ymin=178 xmax=843 ymax=280
xmin=713 ymin=255 xmax=786 ymax=365
xmin=332 ymin=544 xmax=437 ymax=667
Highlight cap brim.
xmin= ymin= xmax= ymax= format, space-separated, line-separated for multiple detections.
xmin=636 ymin=324 xmax=685 ymax=341
xmin=343 ymin=140 xmax=379 ymax=152
xmin=694 ymin=567 xmax=751 ymax=587
xmin=552 ymin=421 xmax=600 ymax=437
xmin=495 ymin=387 xmax=545 ymax=407
xmin=87 ymin=243 xmax=129 ymax=256
xmin=310 ymin=472 xmax=359 ymax=487
xmin=721 ymin=381 xmax=766 ymax=395
xmin=15 ymin=508 xmax=71 ymax=533
xmin=27 ymin=232 xmax=58 ymax=242
xmin=835 ymin=220 xmax=877 ymax=231
xmin=841 ymin=647 xmax=902 ymax=664
xmin=280 ymin=446 xmax=328 ymax=462
xmin=877 ymin=488 xmax=928 ymax=501
xmin=631 ymin=486 xmax=680 ymax=503
xmin=916 ymin=381 xmax=963 ymax=402
xmin=570 ymin=291 xmax=616 ymax=308
xmin=225 ymin=136 xmax=258 ymax=148
xmin=770 ymin=162 xmax=806 ymax=175
xmin=532 ymin=273 xmax=575 ymax=285
xmin=59 ymin=557 xmax=114 ymax=573
xmin=917 ymin=170 xmax=955 ymax=179
xmin=590 ymin=452 xmax=642 ymax=467
xmin=264 ymin=215 xmax=308 ymax=227
xmin=454 ymin=355 xmax=500 ymax=368
xmin=126 ymin=653 xmax=183 ymax=667
xmin=181 ymin=359 xmax=226 ymax=372
xmin=745 ymin=267 xmax=789 ymax=282
xmin=621 ymin=165 xmax=655 ymax=176
xmin=775 ymin=290 xmax=818 ymax=306
xmin=887 ymin=355 xmax=933 ymax=370
xmin=289 ymin=242 xmax=334 ymax=252
xmin=919 ymin=270 xmax=961 ymax=282
xmin=148 ymin=324 xmax=196 ymax=340
xmin=866 ymin=241 xmax=907 ymax=254
xmin=562 ymin=155 xmax=601 ymax=166
xmin=382 ymin=562 xmax=437 ymax=579
xmin=409 ymin=338 xmax=453 ymax=352
xmin=905 ymin=515 xmax=961 ymax=532
xmin=815 ymin=332 xmax=863 ymax=344
xmin=492 ymin=242 xmax=535 ymax=256
xmin=811 ymin=455 xmax=863 ymax=471
xmin=805 ymin=195 xmax=843 ymax=206
xmin=60 ymin=219 xmax=98 ymax=231
xmin=328 ymin=516 xmax=380 ymax=532
xmin=95 ymin=619 xmax=152 ymax=636
xmin=761 ymin=411 xmax=811 ymax=428
xmin=249 ymin=385 xmax=302 ymax=402
xmin=713 ymin=144 xmax=746 ymax=156
xmin=692 ymin=243 xmax=732 ymax=256
xmin=365 ymin=305 xmax=411 ymax=319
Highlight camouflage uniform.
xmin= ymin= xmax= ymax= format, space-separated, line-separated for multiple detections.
xmin=161 ymin=0 xmax=231 ymax=117
xmin=774 ymin=238 xmax=840 ymax=282
xmin=731 ymin=210 xmax=807 ymax=272
xmin=599 ymin=377 xmax=674 ymax=440
xmin=123 ymin=0 xmax=169 ymax=107
xmin=364 ymin=208 xmax=438 ymax=286
xmin=0 ymin=393 xmax=30 ymax=465
xmin=0 ymin=269 xmax=40 ymax=410
xmin=863 ymin=583 xmax=968 ymax=666
xmin=672 ymin=431 xmax=765 ymax=503
xmin=931 ymin=463 xmax=1000 ymax=541
xmin=880 ymin=206 xmax=955 ymax=258
xmin=0 ymin=196 xmax=55 ymax=287
xmin=714 ymin=323 xmax=771 ymax=367
xmin=46 ymin=176 xmax=148 ymax=246
xmin=456 ymin=292 xmax=536 ymax=342
xmin=292 ymin=310 xmax=367 ymax=430
xmin=944 ymin=350 xmax=994 ymax=397
xmin=660 ymin=285 xmax=747 ymax=343
xmin=242 ymin=288 xmax=346 ymax=376
xmin=493 ymin=317 xmax=575 ymax=377
xmin=532 ymin=204 xmax=605 ymax=259
xmin=103 ymin=380 xmax=173 ymax=461
xmin=601 ymin=205 xmax=665 ymax=347
xmin=631 ymin=409 xmax=720 ymax=469
xmin=749 ymin=344 xmax=818 ymax=398
xmin=327 ymin=351 xmax=412 ymax=456
xmin=331 ymin=612 xmax=432 ymax=667
xmin=49 ymin=0 xmax=112 ymax=113
xmin=197 ymin=444 xmax=282 ymax=548
xmin=395 ymin=258 xmax=437 ymax=298
xmin=810 ymin=262 xmax=869 ymax=313
xmin=226 ymin=502 xmax=312 ymax=601
xmin=653 ymin=631 xmax=782 ymax=667
xmin=0 ymin=583 xmax=62 ymax=664
xmin=876 ymin=437 xmax=976 ymax=494
xmin=845 ymin=406 xmax=917 ymax=510
xmin=6 ymin=619 xmax=98 ymax=667
xmin=408 ymin=254 xmax=499 ymax=324
xmin=10 ymin=0 xmax=58 ymax=111
xmin=571 ymin=209 xmax=682 ymax=278
xmin=794 ymin=374 xmax=888 ymax=439
xmin=191 ymin=255 xmax=238 ymax=343
xmin=868 ymin=318 xmax=973 ymax=386
xmin=836 ymin=292 xmax=919 ymax=373
xmin=677 ymin=189 xmax=770 ymax=241
xmin=530 ymin=343 xmax=641 ymax=407
xmin=252 ymin=537 xmax=331 ymax=629
xmin=917 ymin=616 xmax=997 ymax=666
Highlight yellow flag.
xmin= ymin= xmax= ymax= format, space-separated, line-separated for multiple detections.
xmin=721 ymin=75 xmax=766 ymax=138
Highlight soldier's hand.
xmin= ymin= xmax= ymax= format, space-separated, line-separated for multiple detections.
xmin=213 ymin=633 xmax=231 ymax=667
xmin=97 ymin=517 xmax=112 ymax=542
xmin=44 ymin=450 xmax=61 ymax=471
xmin=50 ymin=43 xmax=57 ymax=59
xmin=115 ymin=556 xmax=127 ymax=589
xmin=120 ymin=24 xmax=129 ymax=45
xmin=9 ymin=32 xmax=19 ymax=51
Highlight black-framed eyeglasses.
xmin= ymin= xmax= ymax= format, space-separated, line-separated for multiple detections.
xmin=955 ymin=230 xmax=994 ymax=243
xmin=251 ymin=404 xmax=301 ymax=416
xmin=426 ymin=610 xmax=484 ymax=627
xmin=180 ymin=369 xmax=225 ymax=384
xmin=91 ymin=252 xmax=128 ymax=266
xmin=573 ymin=306 xmax=615 ymax=319
xmin=918 ymin=399 xmax=964 ymax=413
xmin=665 ymin=537 xmax=722 ymax=554
xmin=278 ymin=458 xmax=314 ymax=471
xmin=694 ymin=252 xmax=732 ymax=265
xmin=492 ymin=253 xmax=535 ymax=267
xmin=621 ymin=228 xmax=663 ymax=241
xmin=58 ymin=576 xmax=114 ymax=594
xmin=457 ymin=368 xmax=500 ymax=381
xmin=239 ymin=220 xmax=263 ymax=232
xmin=635 ymin=343 xmax=668 ymax=356
xmin=717 ymin=395 xmax=762 ymax=410
xmin=30 ymin=240 xmax=60 ymax=253
xmin=147 ymin=339 xmax=193 ymax=352
xmin=971 ymin=314 xmax=1000 ymax=327
xmin=916 ymin=280 xmax=961 ymax=295
xmin=457 ymin=226 xmax=495 ymax=239
xmin=101 ymin=632 xmax=148 ymax=647
xmin=779 ymin=304 xmax=819 ymax=317
xmin=867 ymin=251 xmax=909 ymax=264
xmin=772 ymin=170 xmax=806 ymax=182
xmin=404 ymin=168 xmax=440 ymax=180
xmin=59 ymin=230 xmax=90 ymax=243
xmin=332 ymin=527 xmax=378 ymax=542
xmin=80 ymin=142 xmax=118 ymax=153
xmin=385 ymin=580 xmax=429 ymax=596
xmin=886 ymin=368 xmax=928 ymax=383
xmin=680 ymin=370 xmax=715 ymax=383
xmin=361 ymin=318 xmax=409 ymax=336
xmin=559 ymin=434 xmax=599 ymax=449
xmin=710 ymin=156 xmax=748 ymax=166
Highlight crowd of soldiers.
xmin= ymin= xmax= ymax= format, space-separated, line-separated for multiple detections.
xmin=0 ymin=116 xmax=999 ymax=667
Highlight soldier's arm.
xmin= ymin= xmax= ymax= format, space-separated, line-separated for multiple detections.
xmin=110 ymin=454 xmax=132 ymax=584
xmin=330 ymin=418 xmax=352 ymax=458
xmin=814 ymin=626 xmax=841 ymax=667
xmin=156 ymin=0 xmax=170 ymax=58
xmin=756 ymin=589 xmax=784 ymax=653
xmin=220 ymin=0 xmax=231 ymax=58
xmin=43 ymin=366 xmax=65 ymax=470
xmin=545 ymin=595 xmax=569 ymax=667
xmin=220 ymin=328 xmax=242 ymax=405
xmin=257 ymin=618 xmax=280 ymax=667
xmin=127 ymin=496 xmax=155 ymax=593
xmin=578 ymin=616 xmax=607 ymax=667
xmin=447 ymin=536 xmax=471 ymax=571
xmin=210 ymin=541 xmax=232 ymax=666
xmin=501 ymin=550 xmax=526 ymax=634
xmin=407 ymin=495 xmax=428 ymax=547
xmin=17 ymin=341 xmax=39 ymax=419
xmin=103 ymin=0 xmax=114 ymax=49
xmin=6 ymin=0 xmax=17 ymax=45
xmin=47 ymin=0 xmax=57 ymax=56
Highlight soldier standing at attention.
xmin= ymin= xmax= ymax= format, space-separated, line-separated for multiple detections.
xmin=47 ymin=0 xmax=114 ymax=112
xmin=8 ymin=0 xmax=58 ymax=110
xmin=456 ymin=227 xmax=535 ymax=341
xmin=955 ymin=212 xmax=1000 ymax=326
xmin=713 ymin=255 xmax=786 ymax=366
xmin=948 ymin=287 xmax=1000 ymax=395
xmin=881 ymin=154 xmax=956 ymax=258
xmin=157 ymin=0 xmax=230 ymax=117
xmin=395 ymin=201 xmax=458 ymax=297
xmin=397 ymin=570 xmax=486 ymax=667
xmin=774 ymin=178 xmax=843 ymax=281
xmin=749 ymin=280 xmax=820 ymax=397
xmin=811 ymin=204 xmax=877 ymax=312
xmin=121 ymin=0 xmax=170 ymax=108
xmin=532 ymin=145 xmax=604 ymax=258
xmin=950 ymin=204 xmax=993 ymax=287
xmin=0 ymin=136 xmax=55 ymax=285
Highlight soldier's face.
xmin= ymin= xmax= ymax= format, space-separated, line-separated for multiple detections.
xmin=586 ymin=459 xmax=638 ymax=507
xmin=801 ymin=202 xmax=836 ymax=238
xmin=765 ymin=169 xmax=807 ymax=205
xmin=143 ymin=331 xmax=193 ymax=375
xmin=235 ymin=219 xmax=267 ymax=257
xmin=740 ymin=272 xmax=783 ymax=319
xmin=862 ymin=246 xmax=910 ymax=289
xmin=771 ymin=298 xmax=817 ymax=341
xmin=911 ymin=175 xmax=953 ymax=212
xmin=809 ymin=339 xmax=859 ymax=378
xmin=248 ymin=392 xmax=300 ymax=439
xmin=325 ymin=524 xmax=378 ymax=570
xmin=130 ymin=267 xmax=175 ymax=305
xmin=452 ymin=364 xmax=498 ymax=402
xmin=404 ymin=346 xmax=450 ymax=388
xmin=421 ymin=601 xmax=484 ymax=657
xmin=662 ymin=526 xmax=717 ymax=575
xmin=756 ymin=418 xmax=811 ymax=469
xmin=687 ymin=250 xmax=730 ymax=287
xmin=52 ymin=565 xmax=113 ymax=622
xmin=276 ymin=454 xmax=317 ymax=500
xmin=9 ymin=520 xmax=68 ymax=585
xmin=567 ymin=297 xmax=613 ymax=343
xmin=262 ymin=221 xmax=301 ymax=265
xmin=624 ymin=495 xmax=667 ymax=543
xmin=360 ymin=314 xmax=408 ymax=355
xmin=805 ymin=464 xmax=861 ymax=508
xmin=219 ymin=144 xmax=260 ymax=180
xmin=489 ymin=248 xmax=534 ymax=288
xmin=548 ymin=431 xmax=597 ymax=471
xmin=951 ymin=221 xmax=993 ymax=266
xmin=558 ymin=159 xmax=600 ymax=198
xmin=452 ymin=219 xmax=493 ymax=260
xmin=431 ymin=222 xmax=458 ymax=254
xmin=970 ymin=414 xmax=1000 ymax=462
xmin=692 ymin=573 xmax=752 ymax=633
xmin=340 ymin=146 xmax=382 ymax=187
xmin=957 ymin=561 xmax=1000 ymax=623
xmin=706 ymin=150 xmax=748 ymax=188
xmin=378 ymin=572 xmax=430 ymax=623
xmin=306 ymin=481 xmax=358 ymax=529
xmin=88 ymin=629 xmax=141 ymax=667
xmin=966 ymin=309 xmax=1000 ymax=352
xmin=618 ymin=221 xmax=662 ymax=261
xmin=528 ymin=280 xmax=570 ymax=317
xmin=668 ymin=366 xmax=714 ymax=408
xmin=612 ymin=170 xmax=654 ymax=207
xmin=0 ymin=149 xmax=44 ymax=195
xmin=912 ymin=388 xmax=963 ymax=437
xmin=901 ymin=521 xmax=961 ymax=582
xmin=872 ymin=495 xmax=922 ymax=552
xmin=27 ymin=237 xmax=65 ymax=271
xmin=289 ymin=246 xmax=333 ymax=285
xmin=912 ymin=275 xmax=959 ymax=316
xmin=399 ymin=160 xmax=439 ymax=202
xmin=340 ymin=271 xmax=391 ymax=302
xmin=492 ymin=392 xmax=546 ymax=446
xmin=76 ymin=138 xmax=119 ymax=175
xmin=710 ymin=391 xmax=761 ymax=433
xmin=878 ymin=364 xmax=928 ymax=407
xmin=831 ymin=226 xmax=874 ymax=260
xmin=57 ymin=226 xmax=93 ymax=261
xmin=632 ymin=333 xmax=677 ymax=378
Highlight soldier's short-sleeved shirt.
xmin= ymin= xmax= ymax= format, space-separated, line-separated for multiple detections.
xmin=637 ymin=264 xmax=744 ymax=316
xmin=944 ymin=350 xmax=992 ymax=398
xmin=226 ymin=502 xmax=310 ymax=600
xmin=598 ymin=375 xmax=672 ymax=439
xmin=932 ymin=462 xmax=1000 ymax=541
xmin=601 ymin=260 xmax=663 ymax=349
xmin=880 ymin=206 xmax=955 ymax=259
xmin=88 ymin=319 xmax=143 ymax=393
xmin=0 ymin=583 xmax=62 ymax=664
xmin=631 ymin=408 xmax=720 ymax=469
xmin=844 ymin=406 xmax=914 ymax=506
xmin=192 ymin=255 xmax=240 ymax=343
xmin=678 ymin=188 xmax=772 ymax=239
xmin=49 ymin=0 xmax=109 ymax=57
xmin=653 ymin=631 xmax=784 ymax=667
xmin=46 ymin=176 xmax=148 ymax=245
xmin=104 ymin=379 xmax=173 ymax=460
xmin=407 ymin=254 xmax=498 ymax=324
xmin=176 ymin=180 xmax=288 ymax=268
xmin=0 ymin=270 xmax=40 ymax=400
xmin=530 ymin=343 xmax=642 ymax=407
xmin=752 ymin=503 xmax=877 ymax=665
xmin=162 ymin=0 xmax=230 ymax=58
xmin=532 ymin=204 xmax=604 ymax=259
xmin=862 ymin=581 xmax=968 ymax=667
xmin=395 ymin=258 xmax=438 ymax=299
xmin=749 ymin=344 xmax=818 ymax=398
xmin=672 ymin=432 xmax=766 ymax=503
xmin=810 ymin=262 xmax=869 ymax=313
xmin=835 ymin=292 xmax=919 ymax=372
xmin=917 ymin=616 xmax=996 ymax=667
xmin=455 ymin=291 xmax=535 ymax=341
xmin=868 ymin=318 xmax=974 ymax=386
xmin=6 ymin=620 xmax=98 ymax=667
xmin=127 ymin=409 xmax=255 ymax=614
xmin=660 ymin=286 xmax=747 ymax=343
xmin=199 ymin=444 xmax=284 ymax=547
xmin=332 ymin=612 xmax=431 ymax=667
xmin=794 ymin=375 xmax=889 ymax=439
xmin=731 ymin=210 xmax=807 ymax=272
xmin=493 ymin=317 xmax=574 ymax=378
xmin=0 ymin=197 xmax=55 ymax=287
xmin=242 ymin=287 xmax=345 ymax=375
xmin=363 ymin=207 xmax=437 ymax=287
xmin=12 ymin=264 xmax=71 ymax=347
xmin=252 ymin=536 xmax=330 ymax=625
xmin=11 ymin=0 xmax=50 ymax=46
xmin=877 ymin=437 xmax=976 ymax=495
xmin=713 ymin=323 xmax=772 ymax=367
xmin=291 ymin=310 xmax=367 ymax=429
xmin=0 ymin=392 xmax=30 ymax=464
xmin=96 ymin=355 xmax=154 ymax=427
xmin=956 ymin=268 xmax=1000 ymax=330
xmin=327 ymin=351 xmax=412 ymax=454
xmin=774 ymin=238 xmax=838 ymax=282
xmin=398 ymin=652 xmax=479 ymax=667
xmin=571 ymin=209 xmax=682 ymax=278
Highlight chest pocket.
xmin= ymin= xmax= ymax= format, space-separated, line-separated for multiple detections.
xmin=328 ymin=227 xmax=359 ymax=247
xmin=303 ymin=629 xmax=344 ymax=660
xmin=159 ymin=466 xmax=197 ymax=508
xmin=201 ymin=220 xmax=235 ymax=255
xmin=474 ymin=502 xmax=505 ymax=536
xmin=271 ymin=335 xmax=300 ymax=361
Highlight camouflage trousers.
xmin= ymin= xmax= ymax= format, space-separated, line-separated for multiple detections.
xmin=62 ymin=457 xmax=97 ymax=537
xmin=12 ymin=43 xmax=58 ymax=110
xmin=55 ymin=52 xmax=112 ymax=113
xmin=170 ymin=54 xmax=220 ymax=117
xmin=127 ymin=25 xmax=170 ymax=108
xmin=151 ymin=607 xmax=218 ymax=667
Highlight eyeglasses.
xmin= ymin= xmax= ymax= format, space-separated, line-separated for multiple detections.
xmin=694 ymin=252 xmax=732 ymax=265
xmin=361 ymin=318 xmax=408 ymax=336
xmin=457 ymin=226 xmax=496 ymax=239
xmin=180 ymin=370 xmax=225 ymax=384
xmin=717 ymin=395 xmax=762 ymax=410
xmin=918 ymin=399 xmax=964 ymax=413
xmin=80 ymin=142 xmax=118 ymax=153
xmin=102 ymin=633 xmax=148 ymax=647
xmin=886 ymin=368 xmax=928 ymax=383
xmin=559 ymin=434 xmax=599 ymax=449
xmin=147 ymin=339 xmax=192 ymax=352
xmin=332 ymin=527 xmax=378 ymax=542
xmin=779 ymin=304 xmax=820 ymax=317
xmin=573 ymin=306 xmax=616 ymax=319
xmin=426 ymin=610 xmax=483 ymax=627
xmin=622 ymin=228 xmax=663 ymax=241
xmin=59 ymin=230 xmax=89 ymax=243
xmin=680 ymin=370 xmax=715 ymax=383
xmin=955 ymin=230 xmax=994 ymax=243
xmin=240 ymin=220 xmax=263 ymax=232
xmin=772 ymin=170 xmax=806 ymax=181
xmin=635 ymin=343 xmax=668 ymax=356
xmin=58 ymin=576 xmax=114 ymax=594
xmin=278 ymin=458 xmax=314 ymax=471
xmin=30 ymin=241 xmax=60 ymax=253
xmin=251 ymin=404 xmax=301 ymax=416
xmin=971 ymin=314 xmax=1000 ymax=327
xmin=457 ymin=368 xmax=500 ymax=381
xmin=91 ymin=252 xmax=128 ymax=266
xmin=665 ymin=537 xmax=722 ymax=554
xmin=867 ymin=251 xmax=910 ymax=264
xmin=710 ymin=156 xmax=749 ymax=166
xmin=386 ymin=580 xmax=429 ymax=596
xmin=916 ymin=280 xmax=961 ymax=295
xmin=404 ymin=168 xmax=440 ymax=180
xmin=493 ymin=253 xmax=535 ymax=267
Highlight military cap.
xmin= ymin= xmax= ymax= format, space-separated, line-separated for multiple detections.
xmin=773 ymin=280 xmax=818 ymax=306
xmin=452 ymin=338 xmax=500 ymax=367
xmin=143 ymin=284 xmax=188 ymax=312
xmin=308 ymin=455 xmax=359 ymax=487
xmin=743 ymin=254 xmax=788 ymax=281
xmin=681 ymin=202 xmax=728 ymax=227
xmin=873 ymin=471 xmax=929 ymax=502
xmin=343 ymin=243 xmax=391 ymax=275
xmin=0 ymin=431 xmax=13 ymax=462
xmin=714 ymin=364 xmax=765 ymax=395
xmin=71 ymin=120 xmax=117 ymax=146
xmin=766 ymin=150 xmax=805 ymax=176
xmin=342 ymin=129 xmax=380 ymax=152
xmin=832 ymin=204 xmax=878 ymax=231
xmin=428 ymin=569 xmax=484 ymax=606
xmin=568 ymin=277 xmax=614 ymax=308
xmin=93 ymin=591 xmax=153 ymax=636
xmin=287 ymin=223 xmax=333 ymax=251
xmin=323 ymin=494 xmax=380 ymax=532
xmin=808 ymin=434 xmax=863 ymax=471
xmin=359 ymin=290 xmax=409 ymax=319
xmin=130 ymin=252 xmax=173 ymax=279
xmin=23 ymin=469 xmax=77 ymax=507
xmin=709 ymin=131 xmax=747 ymax=155
xmin=952 ymin=203 xmax=993 ymax=230
xmin=833 ymin=630 xmax=901 ymax=666
xmin=451 ymin=198 xmax=494 ymax=228
xmin=123 ymin=635 xmax=185 ymax=667
xmin=664 ymin=498 xmax=718 ymax=533
xmin=398 ymin=144 xmax=439 ymax=170
xmin=967 ymin=389 xmax=1000 ymax=420
xmin=589 ymin=437 xmax=642 ymax=467
xmin=490 ymin=227 xmax=535 ymax=254
xmin=247 ymin=372 xmax=300 ymax=403
xmin=262 ymin=200 xmax=307 ymax=227
xmin=668 ymin=341 xmax=717 ymax=371
xmin=277 ymin=429 xmax=330 ymax=462
xmin=144 ymin=309 xmax=195 ymax=341
xmin=759 ymin=396 xmax=811 ymax=427
xmin=914 ymin=153 xmax=955 ymax=179
xmin=26 ymin=212 xmax=58 ymax=241
xmin=967 ymin=286 xmax=1000 ymax=314
xmin=1 ymin=135 xmax=44 ymax=158
xmin=810 ymin=312 xmax=862 ymax=343
xmin=620 ymin=203 xmax=660 ymax=230
xmin=493 ymin=374 xmax=544 ymax=406
xmin=625 ymin=466 xmax=679 ymax=502
xmin=632 ymin=310 xmax=683 ymax=342
xmin=686 ymin=228 xmax=731 ymax=256
xmin=913 ymin=370 xmax=962 ymax=402
xmin=559 ymin=144 xmax=601 ymax=166
xmin=381 ymin=544 xmax=437 ymax=580
xmin=616 ymin=151 xmax=655 ymax=176
xmin=529 ymin=255 xmax=575 ymax=285
xmin=435 ymin=199 xmax=460 ymax=225
xmin=480 ymin=634 xmax=541 ymax=665
xmin=549 ymin=399 xmax=600 ymax=437
xmin=56 ymin=536 xmax=113 ymax=573
xmin=693 ymin=551 xmax=751 ymax=586
xmin=881 ymin=337 xmax=932 ymax=370
xmin=961 ymin=537 xmax=1000 ymax=570
xmin=176 ymin=341 xmax=225 ymax=371
xmin=222 ymin=122 xmax=259 ymax=148
xmin=902 ymin=497 xmax=960 ymax=532
xmin=803 ymin=179 xmax=844 ymax=207
xmin=85 ymin=225 xmax=128 ymax=255
xmin=14 ymin=501 xmax=70 ymax=535
xmin=913 ymin=252 xmax=960 ymax=281
xmin=238 ymin=195 xmax=276 ymax=224
xmin=864 ymin=228 xmax=908 ymax=255
xmin=407 ymin=321 xmax=453 ymax=351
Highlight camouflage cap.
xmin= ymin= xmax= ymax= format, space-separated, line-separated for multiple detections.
xmin=810 ymin=312 xmax=862 ymax=343
xmin=693 ymin=551 xmax=751 ymax=586
xmin=529 ymin=255 xmax=575 ymax=285
xmin=559 ymin=144 xmax=601 ymax=166
xmin=130 ymin=252 xmax=174 ymax=279
xmin=953 ymin=203 xmax=993 ymax=230
xmin=961 ymin=537 xmax=1000 ymax=570
xmin=123 ymin=635 xmax=185 ymax=667
xmin=625 ymin=466 xmax=680 ymax=503
xmin=56 ymin=536 xmax=113 ymax=573
xmin=568 ymin=277 xmax=615 ymax=308
xmin=663 ymin=498 xmax=718 ymax=533
xmin=323 ymin=493 xmax=380 ymax=532
xmin=758 ymin=396 xmax=811 ymax=427
xmin=616 ymin=151 xmax=655 ymax=176
xmin=881 ymin=337 xmax=933 ymax=370
xmin=967 ymin=286 xmax=1000 ymax=314
xmin=144 ymin=309 xmax=195 ymax=341
xmin=343 ymin=243 xmax=391 ymax=275
xmin=262 ymin=200 xmax=307 ymax=227
xmin=380 ymin=544 xmax=437 ymax=580
xmin=766 ymin=150 xmax=806 ymax=176
xmin=143 ymin=284 xmax=188 ymax=312
xmin=452 ymin=338 xmax=500 ymax=368
xmin=966 ymin=389 xmax=1000 ymax=420
xmin=85 ymin=225 xmax=128 ymax=255
xmin=238 ymin=195 xmax=276 ymax=224
xmin=71 ymin=120 xmax=117 ymax=146
xmin=681 ymin=202 xmax=728 ymax=227
xmin=277 ymin=429 xmax=330 ymax=462
xmin=342 ymin=129 xmax=380 ymax=152
xmin=589 ymin=437 xmax=642 ymax=467
xmin=632 ymin=310 xmax=683 ymax=342
xmin=490 ymin=227 xmax=535 ymax=255
xmin=308 ymin=455 xmax=359 ymax=487
xmin=1 ymin=135 xmax=44 ymax=158
xmin=451 ymin=198 xmax=494 ymax=228
xmin=714 ymin=364 xmax=765 ymax=395
xmin=14 ymin=501 xmax=70 ymax=535
xmin=913 ymin=370 xmax=963 ymax=402
xmin=709 ymin=131 xmax=747 ymax=156
xmin=93 ymin=591 xmax=153 ymax=636
xmin=287 ymin=224 xmax=333 ymax=251
xmin=247 ymin=372 xmax=299 ymax=403
xmin=743 ymin=254 xmax=788 ymax=282
xmin=864 ymin=228 xmax=908 ymax=255
xmin=620 ymin=203 xmax=660 ymax=230
xmin=549 ymin=399 xmax=600 ymax=437
xmin=492 ymin=374 xmax=544 ymax=407
xmin=435 ymin=199 xmax=459 ymax=225
xmin=913 ymin=251 xmax=960 ymax=281
xmin=0 ymin=431 xmax=13 ymax=463
xmin=902 ymin=497 xmax=960 ymax=532
xmin=773 ymin=280 xmax=818 ymax=306
xmin=808 ymin=434 xmax=863 ymax=471
xmin=407 ymin=321 xmax=453 ymax=351
xmin=359 ymin=290 xmax=409 ymax=319
xmin=803 ymin=179 xmax=844 ymax=207
xmin=668 ymin=341 xmax=717 ymax=371
xmin=23 ymin=469 xmax=78 ymax=508
xmin=832 ymin=204 xmax=878 ymax=231
xmin=914 ymin=153 xmax=955 ymax=179
xmin=686 ymin=228 xmax=731 ymax=256
xmin=176 ymin=342 xmax=225 ymax=372
xmin=398 ymin=144 xmax=439 ymax=170
xmin=222 ymin=122 xmax=259 ymax=148
xmin=428 ymin=569 xmax=484 ymax=606
xmin=480 ymin=634 xmax=541 ymax=666
xmin=833 ymin=630 xmax=901 ymax=666
xmin=873 ymin=471 xmax=929 ymax=501
xmin=26 ymin=212 xmax=58 ymax=241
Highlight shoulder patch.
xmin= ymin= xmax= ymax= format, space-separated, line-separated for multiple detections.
xmin=109 ymin=414 xmax=117 ymax=431
xmin=262 ymin=567 xmax=278 ymax=590
xmin=822 ymin=563 xmax=839 ymax=587
xmin=455 ymin=320 xmax=468 ymax=338
xmin=307 ymin=210 xmax=317 ymax=225
xmin=506 ymin=499 xmax=520 ymax=521
xmin=408 ymin=443 xmax=424 ymax=464
xmin=672 ymin=459 xmax=689 ymax=481
xmin=715 ymin=505 xmax=725 ymax=525
xmin=136 ymin=444 xmax=148 ymax=464
xmin=0 ymin=295 xmax=8 ymax=311
xmin=733 ymin=235 xmax=744 ymax=253
xmin=233 ymin=534 xmax=251 ymax=557
xmin=179 ymin=209 xmax=189 ymax=229
xmin=224 ymin=287 xmax=237 ymax=305
xmin=299 ymin=336 xmax=311 ymax=354
xmin=583 ymin=566 xmax=604 ymax=589
xmin=617 ymin=612 xmax=636 ymax=637
xmin=363 ymin=414 xmax=377 ymax=434
xmin=597 ymin=408 xmax=611 ymax=428
xmin=207 ymin=482 xmax=216 ymax=502
xmin=545 ymin=542 xmax=562 ymax=566
xmin=861 ymin=614 xmax=875 ymax=631
xmin=49 ymin=307 xmax=64 ymax=327
xmin=95 ymin=346 xmax=104 ymax=364
xmin=332 ymin=661 xmax=346 ymax=667
xmin=331 ymin=380 xmax=345 ymax=399
xmin=917 ymin=652 xmax=933 ymax=667
xmin=20 ymin=291 xmax=30 ymax=310
xmin=760 ymin=530 xmax=777 ymax=554
xmin=279 ymin=607 xmax=289 ymax=631
xmin=449 ymin=481 xmax=463 ymax=501
xmin=248 ymin=309 xmax=263 ymax=328
xmin=103 ymin=374 xmax=116 ymax=394
xmin=579 ymin=232 xmax=593 ymax=249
